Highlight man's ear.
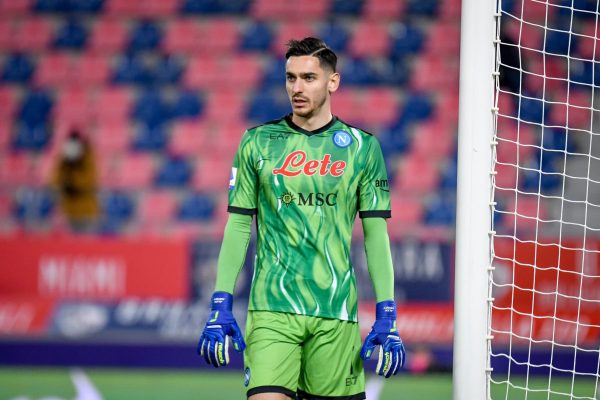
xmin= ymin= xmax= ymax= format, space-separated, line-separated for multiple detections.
xmin=328 ymin=72 xmax=340 ymax=93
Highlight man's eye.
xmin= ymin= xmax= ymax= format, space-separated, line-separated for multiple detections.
xmin=286 ymin=76 xmax=295 ymax=82
xmin=305 ymin=76 xmax=315 ymax=81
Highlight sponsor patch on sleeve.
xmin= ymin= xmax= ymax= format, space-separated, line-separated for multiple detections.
xmin=229 ymin=167 xmax=237 ymax=190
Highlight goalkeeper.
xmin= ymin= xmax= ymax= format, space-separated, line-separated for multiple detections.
xmin=197 ymin=37 xmax=405 ymax=400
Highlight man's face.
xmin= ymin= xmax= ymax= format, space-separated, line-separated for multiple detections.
xmin=285 ymin=55 xmax=339 ymax=119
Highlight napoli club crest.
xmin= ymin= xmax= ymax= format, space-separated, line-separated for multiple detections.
xmin=332 ymin=130 xmax=352 ymax=148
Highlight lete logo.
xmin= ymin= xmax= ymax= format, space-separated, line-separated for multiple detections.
xmin=272 ymin=150 xmax=346 ymax=177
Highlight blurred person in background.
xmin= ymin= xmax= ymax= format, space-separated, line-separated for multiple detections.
xmin=197 ymin=37 xmax=405 ymax=400
xmin=52 ymin=129 xmax=99 ymax=233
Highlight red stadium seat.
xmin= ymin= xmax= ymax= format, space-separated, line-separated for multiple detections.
xmin=0 ymin=152 xmax=36 ymax=188
xmin=52 ymin=87 xmax=94 ymax=126
xmin=203 ymin=89 xmax=246 ymax=121
xmin=105 ymin=0 xmax=139 ymax=16
xmin=138 ymin=190 xmax=178 ymax=227
xmin=363 ymin=0 xmax=406 ymax=21
xmin=182 ymin=55 xmax=220 ymax=89
xmin=411 ymin=55 xmax=459 ymax=92
xmin=0 ymin=119 xmax=13 ymax=152
xmin=200 ymin=19 xmax=240 ymax=54
xmin=362 ymin=88 xmax=399 ymax=126
xmin=14 ymin=16 xmax=53 ymax=51
xmin=496 ymin=121 xmax=537 ymax=166
xmin=435 ymin=91 xmax=459 ymax=124
xmin=501 ymin=193 xmax=549 ymax=232
xmin=92 ymin=87 xmax=133 ymax=123
xmin=272 ymin=22 xmax=316 ymax=56
xmin=114 ymin=153 xmax=155 ymax=189
xmin=33 ymin=52 xmax=72 ymax=88
xmin=424 ymin=22 xmax=460 ymax=56
xmin=0 ymin=0 xmax=32 ymax=16
xmin=94 ymin=119 xmax=132 ymax=155
xmin=504 ymin=18 xmax=543 ymax=51
xmin=549 ymin=90 xmax=593 ymax=130
xmin=576 ymin=21 xmax=600 ymax=60
xmin=411 ymin=120 xmax=454 ymax=161
xmin=251 ymin=0 xmax=328 ymax=20
xmin=162 ymin=19 xmax=202 ymax=54
xmin=192 ymin=156 xmax=231 ymax=194
xmin=169 ymin=119 xmax=209 ymax=157
xmin=88 ymin=18 xmax=128 ymax=54
xmin=348 ymin=22 xmax=391 ymax=57
xmin=494 ymin=162 xmax=518 ymax=191
xmin=0 ymin=18 xmax=15 ymax=50
xmin=0 ymin=86 xmax=19 ymax=121
xmin=439 ymin=0 xmax=461 ymax=20
xmin=0 ymin=190 xmax=12 ymax=219
xmin=71 ymin=53 xmax=111 ymax=87
xmin=515 ymin=0 xmax=558 ymax=25
xmin=225 ymin=54 xmax=263 ymax=90
xmin=389 ymin=194 xmax=424 ymax=228
xmin=139 ymin=0 xmax=179 ymax=18
xmin=396 ymin=154 xmax=439 ymax=194
xmin=331 ymin=89 xmax=361 ymax=125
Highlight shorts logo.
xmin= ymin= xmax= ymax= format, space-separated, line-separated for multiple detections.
xmin=272 ymin=151 xmax=346 ymax=177
xmin=229 ymin=167 xmax=237 ymax=190
xmin=333 ymin=130 xmax=352 ymax=148
xmin=244 ymin=367 xmax=251 ymax=386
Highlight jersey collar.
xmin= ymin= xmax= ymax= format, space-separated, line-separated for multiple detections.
xmin=284 ymin=114 xmax=337 ymax=136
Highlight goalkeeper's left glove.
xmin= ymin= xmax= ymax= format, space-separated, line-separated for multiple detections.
xmin=197 ymin=292 xmax=246 ymax=367
xmin=360 ymin=300 xmax=406 ymax=378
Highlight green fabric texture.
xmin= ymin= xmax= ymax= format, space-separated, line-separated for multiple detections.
xmin=362 ymin=217 xmax=394 ymax=302
xmin=214 ymin=212 xmax=253 ymax=294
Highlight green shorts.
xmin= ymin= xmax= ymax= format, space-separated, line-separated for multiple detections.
xmin=244 ymin=311 xmax=365 ymax=399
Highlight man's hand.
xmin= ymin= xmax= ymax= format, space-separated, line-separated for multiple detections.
xmin=197 ymin=292 xmax=246 ymax=367
xmin=360 ymin=300 xmax=406 ymax=377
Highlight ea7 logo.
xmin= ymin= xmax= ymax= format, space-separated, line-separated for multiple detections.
xmin=272 ymin=150 xmax=346 ymax=177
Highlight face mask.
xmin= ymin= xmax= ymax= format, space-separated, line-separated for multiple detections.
xmin=63 ymin=139 xmax=84 ymax=161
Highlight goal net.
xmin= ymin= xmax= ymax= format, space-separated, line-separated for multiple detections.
xmin=490 ymin=0 xmax=600 ymax=398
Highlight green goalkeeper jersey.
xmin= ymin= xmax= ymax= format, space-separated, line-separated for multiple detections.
xmin=228 ymin=115 xmax=391 ymax=322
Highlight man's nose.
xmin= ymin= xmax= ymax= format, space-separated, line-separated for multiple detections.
xmin=292 ymin=79 xmax=303 ymax=93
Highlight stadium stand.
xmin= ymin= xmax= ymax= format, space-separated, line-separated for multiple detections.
xmin=0 ymin=0 xmax=479 ymax=238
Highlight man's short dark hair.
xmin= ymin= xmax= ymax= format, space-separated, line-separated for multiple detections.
xmin=285 ymin=37 xmax=337 ymax=73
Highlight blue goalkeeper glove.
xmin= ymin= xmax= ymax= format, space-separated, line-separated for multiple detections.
xmin=197 ymin=292 xmax=246 ymax=367
xmin=360 ymin=300 xmax=406 ymax=378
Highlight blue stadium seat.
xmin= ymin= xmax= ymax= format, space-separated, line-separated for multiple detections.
xmin=153 ymin=55 xmax=183 ymax=85
xmin=240 ymin=22 xmax=273 ymax=52
xmin=544 ymin=22 xmax=574 ymax=56
xmin=13 ymin=124 xmax=51 ymax=151
xmin=132 ymin=90 xmax=170 ymax=128
xmin=406 ymin=0 xmax=439 ymax=16
xmin=69 ymin=0 xmax=104 ymax=12
xmin=100 ymin=191 xmax=134 ymax=229
xmin=341 ymin=58 xmax=379 ymax=85
xmin=128 ymin=20 xmax=162 ymax=52
xmin=34 ymin=0 xmax=69 ymax=12
xmin=518 ymin=92 xmax=548 ymax=124
xmin=559 ymin=0 xmax=597 ymax=19
xmin=397 ymin=92 xmax=433 ymax=127
xmin=330 ymin=0 xmax=363 ymax=15
xmin=519 ymin=155 xmax=562 ymax=194
xmin=1 ymin=53 xmax=35 ymax=83
xmin=18 ymin=90 xmax=52 ymax=128
xmin=260 ymin=57 xmax=286 ymax=88
xmin=246 ymin=90 xmax=288 ymax=122
xmin=380 ymin=59 xmax=408 ymax=86
xmin=181 ymin=0 xmax=244 ymax=14
xmin=569 ymin=60 xmax=600 ymax=86
xmin=319 ymin=21 xmax=349 ymax=52
xmin=178 ymin=192 xmax=215 ymax=221
xmin=53 ymin=18 xmax=87 ymax=49
xmin=379 ymin=126 xmax=410 ymax=154
xmin=424 ymin=195 xmax=456 ymax=226
xmin=390 ymin=23 xmax=424 ymax=60
xmin=439 ymin=157 xmax=458 ymax=191
xmin=132 ymin=124 xmax=168 ymax=152
xmin=112 ymin=53 xmax=150 ymax=85
xmin=13 ymin=189 xmax=55 ymax=223
xmin=155 ymin=156 xmax=192 ymax=188
xmin=171 ymin=90 xmax=203 ymax=119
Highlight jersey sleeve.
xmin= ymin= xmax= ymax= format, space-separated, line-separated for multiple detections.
xmin=227 ymin=130 xmax=258 ymax=215
xmin=358 ymin=136 xmax=392 ymax=219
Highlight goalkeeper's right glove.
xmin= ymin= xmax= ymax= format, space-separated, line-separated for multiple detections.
xmin=197 ymin=292 xmax=246 ymax=367
xmin=360 ymin=300 xmax=406 ymax=378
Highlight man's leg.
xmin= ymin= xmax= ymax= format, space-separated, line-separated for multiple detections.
xmin=244 ymin=311 xmax=304 ymax=399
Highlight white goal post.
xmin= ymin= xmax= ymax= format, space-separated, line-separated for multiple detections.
xmin=454 ymin=0 xmax=600 ymax=399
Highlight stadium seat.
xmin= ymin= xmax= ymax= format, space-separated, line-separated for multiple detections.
xmin=112 ymin=53 xmax=150 ymax=85
xmin=177 ymin=192 xmax=215 ymax=221
xmin=505 ymin=18 xmax=543 ymax=51
xmin=439 ymin=157 xmax=458 ymax=190
xmin=52 ymin=87 xmax=94 ymax=126
xmin=424 ymin=22 xmax=460 ymax=56
xmin=70 ymin=0 xmax=104 ymax=13
xmin=330 ymin=0 xmax=363 ymax=15
xmin=390 ymin=23 xmax=424 ymax=59
xmin=33 ymin=52 xmax=72 ymax=88
xmin=240 ymin=21 xmax=273 ymax=51
xmin=260 ymin=57 xmax=286 ymax=88
xmin=169 ymin=119 xmax=209 ymax=157
xmin=331 ymin=89 xmax=362 ymax=125
xmin=104 ymin=0 xmax=138 ymax=16
xmin=495 ymin=122 xmax=537 ymax=166
xmin=93 ymin=87 xmax=133 ymax=123
xmin=411 ymin=55 xmax=459 ymax=92
xmin=389 ymin=194 xmax=424 ymax=229
xmin=88 ymin=18 xmax=128 ymax=53
xmin=0 ymin=0 xmax=32 ymax=16
xmin=94 ymin=119 xmax=132 ymax=155
xmin=363 ymin=0 xmax=406 ymax=20
xmin=138 ymin=190 xmax=178 ymax=227
xmin=424 ymin=195 xmax=456 ymax=226
xmin=494 ymin=162 xmax=518 ymax=191
xmin=517 ymin=92 xmax=548 ymax=124
xmin=162 ymin=18 xmax=202 ymax=54
xmin=113 ymin=153 xmax=155 ymax=189
xmin=438 ymin=0 xmax=461 ymax=20
xmin=347 ymin=21 xmax=391 ymax=57
xmin=34 ymin=0 xmax=70 ymax=12
xmin=225 ymin=54 xmax=263 ymax=90
xmin=182 ymin=55 xmax=220 ymax=89
xmin=152 ymin=54 xmax=183 ymax=85
xmin=128 ymin=20 xmax=162 ymax=52
xmin=70 ymin=53 xmax=111 ymax=87
xmin=0 ymin=86 xmax=19 ymax=121
xmin=13 ymin=188 xmax=55 ymax=223
xmin=192 ymin=156 xmax=231 ymax=193
xmin=362 ymin=88 xmax=399 ymax=126
xmin=0 ymin=119 xmax=13 ymax=152
xmin=397 ymin=92 xmax=433 ymax=126
xmin=575 ymin=20 xmax=600 ymax=60
xmin=14 ymin=17 xmax=53 ymax=51
xmin=410 ymin=120 xmax=454 ymax=161
xmin=406 ymin=0 xmax=438 ymax=16
xmin=1 ymin=53 xmax=35 ymax=83
xmin=497 ymin=90 xmax=516 ymax=117
xmin=271 ymin=22 xmax=316 ymax=56
xmin=0 ymin=18 xmax=15 ymax=51
xmin=13 ymin=123 xmax=51 ymax=151
xmin=341 ymin=58 xmax=379 ymax=85
xmin=318 ymin=21 xmax=349 ymax=52
xmin=200 ymin=18 xmax=240 ymax=54
xmin=251 ymin=0 xmax=328 ymax=20
xmin=500 ymin=193 xmax=549 ymax=232
xmin=515 ymin=0 xmax=558 ymax=25
xmin=137 ymin=0 xmax=178 ymax=18
xmin=53 ymin=18 xmax=87 ymax=49
xmin=396 ymin=154 xmax=439 ymax=194
xmin=171 ymin=90 xmax=203 ymax=119
xmin=18 ymin=89 xmax=53 ymax=128
xmin=206 ymin=89 xmax=247 ymax=121
xmin=100 ymin=190 xmax=135 ymax=228
xmin=132 ymin=90 xmax=170 ymax=127
xmin=435 ymin=91 xmax=459 ymax=125
xmin=132 ymin=124 xmax=168 ymax=152
xmin=154 ymin=155 xmax=192 ymax=188
xmin=0 ymin=152 xmax=36 ymax=188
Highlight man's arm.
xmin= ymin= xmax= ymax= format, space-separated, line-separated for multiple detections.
xmin=362 ymin=217 xmax=394 ymax=302
xmin=197 ymin=212 xmax=252 ymax=367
